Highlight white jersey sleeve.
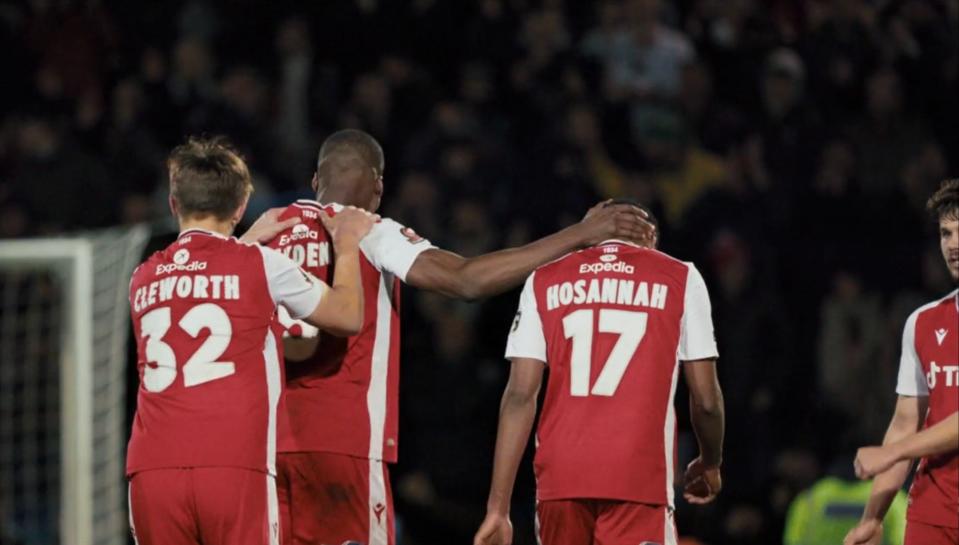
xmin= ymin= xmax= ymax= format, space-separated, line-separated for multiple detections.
xmin=504 ymin=273 xmax=547 ymax=363
xmin=257 ymin=246 xmax=327 ymax=319
xmin=360 ymin=218 xmax=435 ymax=282
xmin=896 ymin=309 xmax=929 ymax=396
xmin=678 ymin=263 xmax=719 ymax=361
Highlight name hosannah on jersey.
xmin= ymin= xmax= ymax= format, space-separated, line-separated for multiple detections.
xmin=545 ymin=261 xmax=669 ymax=312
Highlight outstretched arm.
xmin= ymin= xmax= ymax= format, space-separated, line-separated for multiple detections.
xmin=855 ymin=410 xmax=957 ymax=479
xmin=406 ymin=203 xmax=653 ymax=300
xmin=475 ymin=357 xmax=545 ymax=545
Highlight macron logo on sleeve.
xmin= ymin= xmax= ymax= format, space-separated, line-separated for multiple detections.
xmin=935 ymin=328 xmax=948 ymax=346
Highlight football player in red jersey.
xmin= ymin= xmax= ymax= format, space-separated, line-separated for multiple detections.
xmin=260 ymin=129 xmax=656 ymax=545
xmin=126 ymin=137 xmax=376 ymax=545
xmin=845 ymin=179 xmax=959 ymax=545
xmin=474 ymin=204 xmax=724 ymax=545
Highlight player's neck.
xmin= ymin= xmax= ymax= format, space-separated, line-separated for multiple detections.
xmin=317 ymin=188 xmax=362 ymax=209
xmin=178 ymin=217 xmax=235 ymax=238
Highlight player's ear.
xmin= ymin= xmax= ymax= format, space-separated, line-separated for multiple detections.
xmin=168 ymin=194 xmax=179 ymax=218
xmin=311 ymin=172 xmax=319 ymax=193
xmin=373 ymin=169 xmax=384 ymax=197
xmin=232 ymin=196 xmax=250 ymax=229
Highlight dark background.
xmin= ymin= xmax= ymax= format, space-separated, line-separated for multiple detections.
xmin=0 ymin=0 xmax=957 ymax=544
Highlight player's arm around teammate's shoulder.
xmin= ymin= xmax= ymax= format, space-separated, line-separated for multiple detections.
xmin=301 ymin=206 xmax=378 ymax=336
xmin=404 ymin=200 xmax=655 ymax=301
xmin=239 ymin=207 xmax=302 ymax=244
xmin=854 ymin=411 xmax=959 ymax=480
xmin=475 ymin=356 xmax=545 ymax=545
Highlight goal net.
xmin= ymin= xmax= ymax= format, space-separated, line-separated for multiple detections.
xmin=0 ymin=225 xmax=150 ymax=545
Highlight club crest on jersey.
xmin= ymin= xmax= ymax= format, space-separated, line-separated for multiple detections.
xmin=935 ymin=328 xmax=948 ymax=346
xmin=401 ymin=227 xmax=426 ymax=244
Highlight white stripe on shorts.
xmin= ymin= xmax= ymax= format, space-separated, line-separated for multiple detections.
xmin=267 ymin=474 xmax=280 ymax=545
xmin=665 ymin=507 xmax=678 ymax=545
xmin=368 ymin=458 xmax=389 ymax=545
xmin=128 ymin=483 xmax=139 ymax=545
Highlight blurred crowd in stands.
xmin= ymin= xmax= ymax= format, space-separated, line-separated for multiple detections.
xmin=1 ymin=0 xmax=957 ymax=543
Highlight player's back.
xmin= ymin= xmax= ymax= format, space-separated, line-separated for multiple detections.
xmin=525 ymin=241 xmax=715 ymax=507
xmin=127 ymin=229 xmax=282 ymax=475
xmin=268 ymin=200 xmax=431 ymax=463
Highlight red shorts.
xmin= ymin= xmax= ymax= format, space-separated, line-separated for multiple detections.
xmin=277 ymin=451 xmax=395 ymax=545
xmin=536 ymin=499 xmax=677 ymax=545
xmin=128 ymin=467 xmax=279 ymax=545
xmin=905 ymin=520 xmax=959 ymax=545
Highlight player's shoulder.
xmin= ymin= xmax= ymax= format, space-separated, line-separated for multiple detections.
xmin=909 ymin=289 xmax=958 ymax=322
xmin=284 ymin=199 xmax=331 ymax=224
xmin=364 ymin=215 xmax=428 ymax=247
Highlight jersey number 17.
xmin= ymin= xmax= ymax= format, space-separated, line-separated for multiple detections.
xmin=562 ymin=309 xmax=648 ymax=397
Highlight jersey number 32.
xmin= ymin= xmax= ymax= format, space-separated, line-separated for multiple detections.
xmin=139 ymin=304 xmax=236 ymax=392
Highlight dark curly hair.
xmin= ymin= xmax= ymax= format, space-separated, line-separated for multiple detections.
xmin=927 ymin=179 xmax=959 ymax=221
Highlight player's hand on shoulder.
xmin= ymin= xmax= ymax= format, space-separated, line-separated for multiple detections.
xmin=843 ymin=519 xmax=883 ymax=545
xmin=321 ymin=205 xmax=379 ymax=249
xmin=239 ymin=207 xmax=301 ymax=244
xmin=682 ymin=456 xmax=722 ymax=505
xmin=474 ymin=513 xmax=512 ymax=545
xmin=579 ymin=200 xmax=656 ymax=247
xmin=854 ymin=445 xmax=898 ymax=480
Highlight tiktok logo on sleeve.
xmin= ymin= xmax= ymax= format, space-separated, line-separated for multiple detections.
xmin=926 ymin=361 xmax=959 ymax=389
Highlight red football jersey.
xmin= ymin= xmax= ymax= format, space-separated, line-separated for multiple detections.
xmin=895 ymin=289 xmax=959 ymax=529
xmin=505 ymin=241 xmax=718 ymax=507
xmin=127 ymin=229 xmax=326 ymax=476
xmin=268 ymin=200 xmax=433 ymax=463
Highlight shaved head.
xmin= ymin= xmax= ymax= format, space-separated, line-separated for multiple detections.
xmin=313 ymin=129 xmax=386 ymax=211
xmin=318 ymin=129 xmax=384 ymax=175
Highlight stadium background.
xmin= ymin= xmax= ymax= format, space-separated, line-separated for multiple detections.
xmin=1 ymin=0 xmax=957 ymax=544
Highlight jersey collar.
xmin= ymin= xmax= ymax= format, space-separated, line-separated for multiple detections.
xmin=178 ymin=228 xmax=229 ymax=240
xmin=599 ymin=239 xmax=643 ymax=248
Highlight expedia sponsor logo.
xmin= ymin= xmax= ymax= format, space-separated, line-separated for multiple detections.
xmin=156 ymin=260 xmax=208 ymax=275
xmin=579 ymin=261 xmax=635 ymax=275
xmin=279 ymin=224 xmax=319 ymax=246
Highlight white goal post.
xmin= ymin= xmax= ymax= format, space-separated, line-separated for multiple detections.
xmin=0 ymin=226 xmax=150 ymax=545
